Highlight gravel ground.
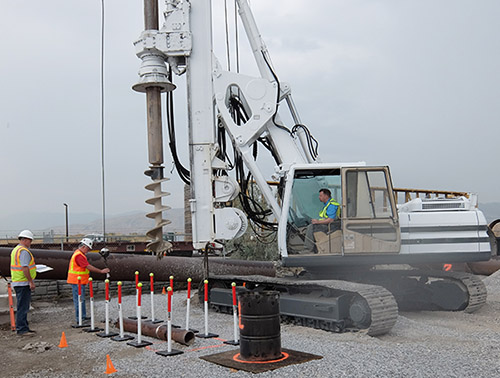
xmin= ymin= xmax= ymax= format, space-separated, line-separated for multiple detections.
xmin=2 ymin=273 xmax=500 ymax=378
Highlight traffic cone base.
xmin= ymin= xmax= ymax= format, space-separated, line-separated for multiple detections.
xmin=58 ymin=332 xmax=68 ymax=348
xmin=106 ymin=354 xmax=117 ymax=374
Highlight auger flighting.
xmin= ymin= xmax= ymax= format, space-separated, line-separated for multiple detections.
xmin=132 ymin=0 xmax=176 ymax=256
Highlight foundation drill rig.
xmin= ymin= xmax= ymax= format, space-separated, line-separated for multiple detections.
xmin=133 ymin=0 xmax=494 ymax=335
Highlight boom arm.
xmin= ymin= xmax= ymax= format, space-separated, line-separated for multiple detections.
xmin=134 ymin=0 xmax=318 ymax=248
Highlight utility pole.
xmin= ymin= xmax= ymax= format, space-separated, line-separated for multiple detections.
xmin=63 ymin=203 xmax=69 ymax=242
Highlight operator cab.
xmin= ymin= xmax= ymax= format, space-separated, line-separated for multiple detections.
xmin=279 ymin=164 xmax=401 ymax=266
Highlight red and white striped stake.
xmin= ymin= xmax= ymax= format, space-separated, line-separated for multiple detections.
xmin=104 ymin=279 xmax=111 ymax=334
xmin=167 ymin=287 xmax=173 ymax=352
xmin=126 ymin=281 xmax=151 ymax=348
xmin=77 ymin=276 xmax=82 ymax=326
xmin=203 ymin=280 xmax=208 ymax=336
xmin=155 ymin=286 xmax=182 ymax=356
xmin=223 ymin=282 xmax=239 ymax=345
xmin=196 ymin=279 xmax=218 ymax=339
xmin=137 ymin=283 xmax=143 ymax=343
xmin=112 ymin=281 xmax=131 ymax=341
xmin=185 ymin=278 xmax=192 ymax=330
xmin=149 ymin=273 xmax=156 ymax=321
xmin=88 ymin=277 xmax=96 ymax=330
xmin=118 ymin=281 xmax=124 ymax=337
xmin=203 ymin=280 xmax=209 ymax=335
xmin=231 ymin=282 xmax=238 ymax=342
xmin=135 ymin=271 xmax=139 ymax=320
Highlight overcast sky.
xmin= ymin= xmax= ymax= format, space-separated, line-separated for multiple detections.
xmin=1 ymin=0 xmax=499 ymax=231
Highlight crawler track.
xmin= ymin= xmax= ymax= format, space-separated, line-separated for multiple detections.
xmin=208 ymin=275 xmax=398 ymax=336
xmin=332 ymin=269 xmax=487 ymax=313
xmin=411 ymin=270 xmax=487 ymax=313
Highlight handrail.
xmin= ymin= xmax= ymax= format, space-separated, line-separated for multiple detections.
xmin=393 ymin=188 xmax=470 ymax=204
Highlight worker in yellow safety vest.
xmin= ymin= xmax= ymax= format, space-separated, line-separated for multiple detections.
xmin=67 ymin=238 xmax=110 ymax=323
xmin=10 ymin=230 xmax=36 ymax=335
xmin=304 ymin=188 xmax=340 ymax=253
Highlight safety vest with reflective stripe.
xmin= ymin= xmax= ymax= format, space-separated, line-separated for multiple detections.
xmin=10 ymin=245 xmax=37 ymax=282
xmin=319 ymin=198 xmax=340 ymax=219
xmin=67 ymin=249 xmax=90 ymax=284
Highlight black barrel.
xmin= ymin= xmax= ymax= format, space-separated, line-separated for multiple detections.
xmin=238 ymin=290 xmax=282 ymax=361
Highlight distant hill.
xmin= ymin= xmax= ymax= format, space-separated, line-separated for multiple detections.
xmin=0 ymin=209 xmax=185 ymax=237
xmin=0 ymin=212 xmax=101 ymax=236
xmin=1 ymin=203 xmax=498 ymax=239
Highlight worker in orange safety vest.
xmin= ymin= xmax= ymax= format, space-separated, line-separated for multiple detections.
xmin=67 ymin=238 xmax=110 ymax=323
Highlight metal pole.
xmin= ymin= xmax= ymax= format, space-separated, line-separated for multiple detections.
xmin=104 ymin=280 xmax=110 ymax=334
xmin=78 ymin=277 xmax=82 ymax=326
xmin=97 ymin=280 xmax=118 ymax=338
xmin=223 ymin=282 xmax=239 ymax=345
xmin=150 ymin=273 xmax=155 ymax=322
xmin=111 ymin=281 xmax=133 ymax=342
xmin=144 ymin=0 xmax=163 ymax=184
xmin=204 ymin=280 xmax=208 ymax=335
xmin=232 ymin=283 xmax=238 ymax=342
xmin=89 ymin=278 xmax=95 ymax=330
xmin=63 ymin=203 xmax=69 ymax=242
xmin=127 ymin=282 xmax=152 ymax=348
xmin=119 ymin=282 xmax=124 ymax=337
xmin=196 ymin=279 xmax=218 ymax=339
xmin=167 ymin=287 xmax=172 ymax=352
xmin=144 ymin=0 xmax=158 ymax=30
xmin=138 ymin=289 xmax=143 ymax=343
xmin=185 ymin=278 xmax=191 ymax=330
xmin=155 ymin=285 xmax=183 ymax=356
xmin=85 ymin=278 xmax=102 ymax=333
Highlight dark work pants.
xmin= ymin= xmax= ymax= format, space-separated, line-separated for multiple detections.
xmin=71 ymin=284 xmax=87 ymax=323
xmin=14 ymin=285 xmax=31 ymax=334
xmin=304 ymin=224 xmax=329 ymax=252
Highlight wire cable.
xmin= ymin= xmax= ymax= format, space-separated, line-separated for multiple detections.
xmin=224 ymin=0 xmax=231 ymax=71
xmin=291 ymin=123 xmax=319 ymax=160
xmin=260 ymin=51 xmax=292 ymax=135
xmin=234 ymin=1 xmax=240 ymax=73
xmin=165 ymin=68 xmax=190 ymax=184
xmin=99 ymin=0 xmax=107 ymax=243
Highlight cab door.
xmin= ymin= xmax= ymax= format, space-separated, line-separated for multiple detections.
xmin=341 ymin=167 xmax=400 ymax=254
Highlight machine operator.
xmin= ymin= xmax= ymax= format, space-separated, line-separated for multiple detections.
xmin=304 ymin=188 xmax=340 ymax=253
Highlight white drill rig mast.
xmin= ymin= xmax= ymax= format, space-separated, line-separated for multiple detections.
xmin=134 ymin=0 xmax=314 ymax=250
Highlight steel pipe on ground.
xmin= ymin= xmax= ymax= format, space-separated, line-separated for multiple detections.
xmin=0 ymin=248 xmax=276 ymax=282
xmin=118 ymin=318 xmax=195 ymax=345
xmin=468 ymin=257 xmax=500 ymax=276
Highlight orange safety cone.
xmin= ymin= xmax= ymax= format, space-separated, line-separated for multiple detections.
xmin=162 ymin=286 xmax=166 ymax=295
xmin=58 ymin=332 xmax=68 ymax=348
xmin=105 ymin=354 xmax=117 ymax=374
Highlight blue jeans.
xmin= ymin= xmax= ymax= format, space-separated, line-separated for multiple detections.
xmin=14 ymin=285 xmax=31 ymax=334
xmin=71 ymin=284 xmax=87 ymax=322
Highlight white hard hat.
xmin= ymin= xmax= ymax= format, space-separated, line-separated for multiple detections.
xmin=80 ymin=238 xmax=93 ymax=249
xmin=18 ymin=230 xmax=34 ymax=240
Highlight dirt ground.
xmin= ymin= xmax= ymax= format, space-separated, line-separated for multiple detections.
xmin=0 ymin=298 xmax=127 ymax=377
xmin=2 ymin=273 xmax=500 ymax=377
